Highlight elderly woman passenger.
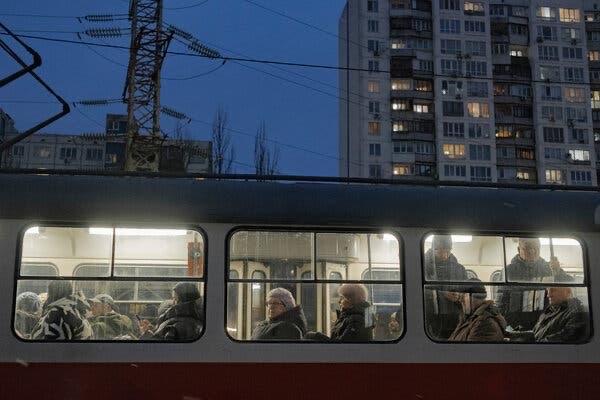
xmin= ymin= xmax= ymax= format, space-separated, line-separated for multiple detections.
xmin=330 ymin=283 xmax=374 ymax=342
xmin=251 ymin=288 xmax=307 ymax=340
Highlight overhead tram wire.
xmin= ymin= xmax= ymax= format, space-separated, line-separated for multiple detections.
xmin=165 ymin=0 xmax=210 ymax=11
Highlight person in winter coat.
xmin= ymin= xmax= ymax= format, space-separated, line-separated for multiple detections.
xmin=31 ymin=281 xmax=93 ymax=340
xmin=448 ymin=279 xmax=506 ymax=342
xmin=140 ymin=282 xmax=203 ymax=341
xmin=497 ymin=238 xmax=573 ymax=330
xmin=14 ymin=292 xmax=42 ymax=339
xmin=89 ymin=294 xmax=135 ymax=340
xmin=424 ymin=235 xmax=468 ymax=340
xmin=533 ymin=286 xmax=589 ymax=343
xmin=331 ymin=283 xmax=373 ymax=342
xmin=251 ymin=288 xmax=307 ymax=340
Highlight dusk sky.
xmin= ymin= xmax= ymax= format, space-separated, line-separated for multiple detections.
xmin=0 ymin=0 xmax=349 ymax=175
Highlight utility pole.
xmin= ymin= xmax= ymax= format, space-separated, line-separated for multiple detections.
xmin=123 ymin=0 xmax=172 ymax=172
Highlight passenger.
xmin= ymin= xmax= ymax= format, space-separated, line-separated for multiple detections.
xmin=533 ymin=287 xmax=589 ymax=343
xmin=497 ymin=238 xmax=573 ymax=330
xmin=331 ymin=283 xmax=373 ymax=342
xmin=424 ymin=235 xmax=467 ymax=339
xmin=31 ymin=281 xmax=93 ymax=340
xmin=140 ymin=282 xmax=203 ymax=341
xmin=89 ymin=294 xmax=135 ymax=340
xmin=14 ymin=292 xmax=42 ymax=339
xmin=251 ymin=288 xmax=307 ymax=340
xmin=387 ymin=309 xmax=403 ymax=340
xmin=448 ymin=279 xmax=506 ymax=342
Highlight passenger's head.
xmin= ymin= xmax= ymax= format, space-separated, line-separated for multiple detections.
xmin=432 ymin=235 xmax=453 ymax=263
xmin=518 ymin=238 xmax=541 ymax=262
xmin=172 ymin=282 xmax=201 ymax=304
xmin=265 ymin=287 xmax=296 ymax=320
xmin=338 ymin=284 xmax=368 ymax=310
xmin=547 ymin=287 xmax=573 ymax=305
xmin=388 ymin=309 xmax=402 ymax=334
xmin=89 ymin=294 xmax=116 ymax=316
xmin=46 ymin=280 xmax=73 ymax=305
xmin=456 ymin=279 xmax=487 ymax=313
xmin=16 ymin=292 xmax=41 ymax=315
xmin=140 ymin=304 xmax=159 ymax=322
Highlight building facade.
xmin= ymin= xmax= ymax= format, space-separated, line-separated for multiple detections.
xmin=340 ymin=0 xmax=598 ymax=186
xmin=0 ymin=113 xmax=212 ymax=173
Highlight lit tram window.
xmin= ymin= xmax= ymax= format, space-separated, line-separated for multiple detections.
xmin=14 ymin=226 xmax=205 ymax=342
xmin=227 ymin=230 xmax=403 ymax=342
xmin=422 ymin=234 xmax=590 ymax=344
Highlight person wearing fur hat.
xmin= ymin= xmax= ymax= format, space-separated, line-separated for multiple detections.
xmin=251 ymin=287 xmax=307 ymax=340
xmin=448 ymin=279 xmax=507 ymax=342
xmin=140 ymin=282 xmax=203 ymax=341
xmin=330 ymin=283 xmax=373 ymax=342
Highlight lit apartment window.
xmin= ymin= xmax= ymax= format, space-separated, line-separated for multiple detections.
xmin=392 ymin=121 xmax=408 ymax=133
xmin=414 ymin=80 xmax=432 ymax=92
xmin=591 ymin=91 xmax=600 ymax=109
xmin=442 ymin=143 xmax=465 ymax=159
xmin=393 ymin=163 xmax=411 ymax=176
xmin=467 ymin=102 xmax=490 ymax=118
xmin=569 ymin=149 xmax=590 ymax=162
xmin=509 ymin=48 xmax=526 ymax=57
xmin=413 ymin=103 xmax=430 ymax=113
xmin=392 ymin=100 xmax=410 ymax=110
xmin=546 ymin=169 xmax=565 ymax=184
xmin=537 ymin=7 xmax=556 ymax=20
xmin=391 ymin=79 xmax=411 ymax=91
xmin=565 ymin=87 xmax=585 ymax=103
xmin=559 ymin=8 xmax=580 ymax=23
xmin=516 ymin=170 xmax=533 ymax=181
xmin=368 ymin=81 xmax=380 ymax=93
xmin=390 ymin=39 xmax=407 ymax=50
xmin=464 ymin=2 xmax=484 ymax=14
xmin=368 ymin=121 xmax=381 ymax=135
xmin=369 ymin=143 xmax=382 ymax=156
xmin=589 ymin=51 xmax=600 ymax=61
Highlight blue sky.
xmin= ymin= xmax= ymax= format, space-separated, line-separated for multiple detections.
xmin=0 ymin=0 xmax=348 ymax=175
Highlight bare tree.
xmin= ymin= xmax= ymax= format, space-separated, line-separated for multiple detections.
xmin=254 ymin=121 xmax=279 ymax=176
xmin=211 ymin=106 xmax=235 ymax=174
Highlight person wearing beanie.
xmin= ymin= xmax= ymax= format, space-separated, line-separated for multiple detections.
xmin=448 ymin=279 xmax=506 ymax=342
xmin=14 ymin=292 xmax=42 ymax=339
xmin=89 ymin=294 xmax=135 ymax=340
xmin=329 ymin=283 xmax=373 ymax=342
xmin=251 ymin=287 xmax=307 ymax=340
xmin=423 ymin=235 xmax=468 ymax=340
xmin=140 ymin=282 xmax=203 ymax=341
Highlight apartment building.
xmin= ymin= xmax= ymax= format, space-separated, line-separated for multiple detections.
xmin=340 ymin=0 xmax=598 ymax=186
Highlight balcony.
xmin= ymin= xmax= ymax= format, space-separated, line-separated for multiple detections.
xmin=392 ymin=131 xmax=435 ymax=142
xmin=390 ymin=90 xmax=433 ymax=100
xmin=391 ymin=110 xmax=434 ymax=120
xmin=496 ymin=158 xmax=536 ymax=168
xmin=494 ymin=94 xmax=532 ymax=104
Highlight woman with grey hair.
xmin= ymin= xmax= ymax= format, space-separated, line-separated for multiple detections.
xmin=251 ymin=287 xmax=307 ymax=340
xmin=330 ymin=283 xmax=373 ymax=342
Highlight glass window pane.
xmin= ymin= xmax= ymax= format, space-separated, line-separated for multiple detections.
xmin=21 ymin=227 xmax=112 ymax=277
xmin=317 ymin=233 xmax=401 ymax=280
xmin=504 ymin=237 xmax=584 ymax=283
xmin=114 ymin=229 xmax=204 ymax=278
xmin=230 ymin=231 xmax=314 ymax=280
xmin=423 ymin=235 xmax=504 ymax=282
xmin=14 ymin=280 xmax=204 ymax=341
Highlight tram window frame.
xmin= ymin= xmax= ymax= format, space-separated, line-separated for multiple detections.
xmin=225 ymin=227 xmax=406 ymax=344
xmin=421 ymin=232 xmax=593 ymax=345
xmin=12 ymin=224 xmax=207 ymax=343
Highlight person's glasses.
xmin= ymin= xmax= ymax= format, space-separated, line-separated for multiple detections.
xmin=266 ymin=301 xmax=284 ymax=308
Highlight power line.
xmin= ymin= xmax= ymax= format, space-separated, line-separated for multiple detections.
xmin=241 ymin=0 xmax=369 ymax=52
xmin=0 ymin=13 xmax=82 ymax=19
xmin=165 ymin=0 xmax=210 ymax=11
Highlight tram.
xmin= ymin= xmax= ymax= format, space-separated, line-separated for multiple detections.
xmin=0 ymin=172 xmax=599 ymax=399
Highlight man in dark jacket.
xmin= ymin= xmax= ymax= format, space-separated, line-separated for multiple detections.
xmin=140 ymin=282 xmax=203 ymax=341
xmin=89 ymin=294 xmax=135 ymax=340
xmin=533 ymin=286 xmax=589 ymax=343
xmin=497 ymin=238 xmax=573 ymax=330
xmin=252 ymin=288 xmax=307 ymax=340
xmin=424 ymin=235 xmax=467 ymax=340
xmin=448 ymin=279 xmax=506 ymax=342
